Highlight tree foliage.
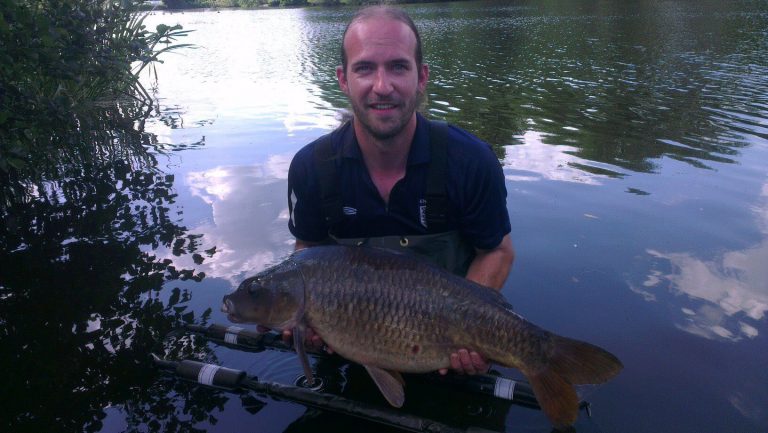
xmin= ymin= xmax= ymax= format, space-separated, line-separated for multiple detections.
xmin=0 ymin=4 xmax=216 ymax=431
xmin=0 ymin=0 xmax=191 ymax=178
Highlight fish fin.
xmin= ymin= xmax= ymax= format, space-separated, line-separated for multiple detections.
xmin=526 ymin=367 xmax=580 ymax=429
xmin=548 ymin=335 xmax=623 ymax=385
xmin=363 ymin=365 xmax=405 ymax=407
xmin=292 ymin=326 xmax=315 ymax=385
xmin=522 ymin=336 xmax=623 ymax=428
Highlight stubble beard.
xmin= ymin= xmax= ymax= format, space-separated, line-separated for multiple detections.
xmin=350 ymin=90 xmax=424 ymax=141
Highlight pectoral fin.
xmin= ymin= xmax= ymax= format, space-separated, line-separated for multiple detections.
xmin=292 ymin=326 xmax=315 ymax=386
xmin=363 ymin=365 xmax=405 ymax=407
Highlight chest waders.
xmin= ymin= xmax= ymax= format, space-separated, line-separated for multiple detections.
xmin=314 ymin=120 xmax=476 ymax=277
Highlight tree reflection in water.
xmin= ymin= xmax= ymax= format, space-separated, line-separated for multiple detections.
xmin=0 ymin=101 xmax=221 ymax=432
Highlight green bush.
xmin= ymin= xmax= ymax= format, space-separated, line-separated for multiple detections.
xmin=0 ymin=0 xmax=191 ymax=176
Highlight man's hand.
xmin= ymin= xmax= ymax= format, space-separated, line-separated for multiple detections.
xmin=282 ymin=327 xmax=333 ymax=354
xmin=438 ymin=349 xmax=489 ymax=375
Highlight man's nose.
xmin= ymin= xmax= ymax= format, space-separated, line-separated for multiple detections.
xmin=372 ymin=69 xmax=394 ymax=94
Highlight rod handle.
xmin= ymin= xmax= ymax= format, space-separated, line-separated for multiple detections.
xmin=175 ymin=359 xmax=247 ymax=390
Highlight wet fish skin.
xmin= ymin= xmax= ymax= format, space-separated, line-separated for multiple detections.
xmin=222 ymin=245 xmax=623 ymax=428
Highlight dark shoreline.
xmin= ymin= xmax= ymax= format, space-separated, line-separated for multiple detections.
xmin=142 ymin=0 xmax=464 ymax=12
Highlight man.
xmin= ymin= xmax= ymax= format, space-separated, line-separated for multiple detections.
xmin=287 ymin=6 xmax=514 ymax=375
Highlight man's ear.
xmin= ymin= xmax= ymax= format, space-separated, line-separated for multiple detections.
xmin=418 ymin=63 xmax=429 ymax=93
xmin=337 ymin=65 xmax=349 ymax=95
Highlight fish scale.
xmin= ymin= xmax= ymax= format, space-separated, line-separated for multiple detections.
xmin=311 ymin=278 xmax=437 ymax=366
xmin=308 ymin=259 xmax=459 ymax=369
xmin=222 ymin=245 xmax=622 ymax=429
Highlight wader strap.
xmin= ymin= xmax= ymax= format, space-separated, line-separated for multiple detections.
xmin=425 ymin=121 xmax=450 ymax=230
xmin=314 ymin=129 xmax=345 ymax=228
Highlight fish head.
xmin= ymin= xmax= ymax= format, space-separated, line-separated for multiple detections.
xmin=221 ymin=259 xmax=304 ymax=329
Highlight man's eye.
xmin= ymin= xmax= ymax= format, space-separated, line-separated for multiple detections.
xmin=355 ymin=64 xmax=372 ymax=73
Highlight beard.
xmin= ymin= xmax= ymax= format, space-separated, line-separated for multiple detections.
xmin=349 ymin=90 xmax=425 ymax=141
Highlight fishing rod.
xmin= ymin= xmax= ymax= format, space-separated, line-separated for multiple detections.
xmin=152 ymin=355 xmax=500 ymax=433
xmin=181 ymin=323 xmax=541 ymax=409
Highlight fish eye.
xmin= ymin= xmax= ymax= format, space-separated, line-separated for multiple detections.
xmin=248 ymin=279 xmax=261 ymax=294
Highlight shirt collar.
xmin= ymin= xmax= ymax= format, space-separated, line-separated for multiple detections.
xmin=341 ymin=113 xmax=431 ymax=165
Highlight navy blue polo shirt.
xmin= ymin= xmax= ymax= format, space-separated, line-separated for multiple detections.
xmin=287 ymin=113 xmax=510 ymax=250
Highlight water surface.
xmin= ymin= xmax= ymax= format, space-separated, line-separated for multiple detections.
xmin=1 ymin=1 xmax=766 ymax=432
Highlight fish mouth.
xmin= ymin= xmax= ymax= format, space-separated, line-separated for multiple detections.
xmin=220 ymin=299 xmax=232 ymax=313
xmin=221 ymin=299 xmax=244 ymax=323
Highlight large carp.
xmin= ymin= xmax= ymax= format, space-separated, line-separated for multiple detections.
xmin=221 ymin=245 xmax=622 ymax=428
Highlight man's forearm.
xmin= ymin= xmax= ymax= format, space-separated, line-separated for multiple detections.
xmin=465 ymin=234 xmax=515 ymax=290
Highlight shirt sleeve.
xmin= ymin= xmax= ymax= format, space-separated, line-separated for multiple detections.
xmin=451 ymin=128 xmax=511 ymax=250
xmin=287 ymin=144 xmax=330 ymax=243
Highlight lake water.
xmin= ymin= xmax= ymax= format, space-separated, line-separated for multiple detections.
xmin=1 ymin=1 xmax=767 ymax=432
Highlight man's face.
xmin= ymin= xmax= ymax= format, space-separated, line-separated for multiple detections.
xmin=337 ymin=18 xmax=429 ymax=141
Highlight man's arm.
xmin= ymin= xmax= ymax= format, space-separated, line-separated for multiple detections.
xmin=465 ymin=234 xmax=515 ymax=290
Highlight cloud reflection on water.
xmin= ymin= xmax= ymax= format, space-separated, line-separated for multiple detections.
xmin=638 ymin=177 xmax=768 ymax=341
xmin=503 ymin=129 xmax=612 ymax=184
xmin=178 ymin=156 xmax=295 ymax=284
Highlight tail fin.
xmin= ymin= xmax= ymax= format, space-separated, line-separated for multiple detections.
xmin=525 ymin=336 xmax=623 ymax=428
xmin=548 ymin=335 xmax=623 ymax=385
xmin=527 ymin=367 xmax=581 ymax=429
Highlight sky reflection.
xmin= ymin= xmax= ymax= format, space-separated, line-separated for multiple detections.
xmin=174 ymin=158 xmax=295 ymax=284
xmin=637 ymin=176 xmax=768 ymax=341
xmin=143 ymin=10 xmax=339 ymax=141
xmin=503 ymin=128 xmax=614 ymax=184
